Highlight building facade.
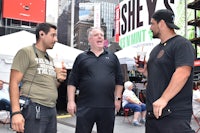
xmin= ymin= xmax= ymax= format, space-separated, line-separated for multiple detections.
xmin=90 ymin=0 xmax=118 ymax=40
xmin=0 ymin=0 xmax=121 ymax=52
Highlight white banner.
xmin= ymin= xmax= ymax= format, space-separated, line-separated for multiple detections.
xmin=118 ymin=0 xmax=186 ymax=49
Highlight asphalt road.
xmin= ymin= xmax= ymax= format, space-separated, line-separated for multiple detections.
xmin=0 ymin=114 xmax=199 ymax=133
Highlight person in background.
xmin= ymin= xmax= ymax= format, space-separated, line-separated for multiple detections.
xmin=0 ymin=80 xmax=11 ymax=125
xmin=193 ymin=82 xmax=197 ymax=90
xmin=67 ymin=27 xmax=124 ymax=133
xmin=197 ymin=81 xmax=200 ymax=90
xmin=136 ymin=9 xmax=195 ymax=133
xmin=0 ymin=80 xmax=10 ymax=111
xmin=122 ymin=81 xmax=146 ymax=126
xmin=9 ymin=23 xmax=67 ymax=133
xmin=193 ymin=81 xmax=200 ymax=117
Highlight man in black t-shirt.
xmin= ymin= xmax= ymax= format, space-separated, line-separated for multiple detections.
xmin=67 ymin=27 xmax=123 ymax=133
xmin=136 ymin=9 xmax=195 ymax=133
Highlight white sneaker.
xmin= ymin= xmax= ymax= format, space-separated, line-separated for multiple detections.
xmin=133 ymin=121 xmax=142 ymax=126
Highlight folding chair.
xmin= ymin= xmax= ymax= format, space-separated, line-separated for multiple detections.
xmin=193 ymin=113 xmax=200 ymax=133
xmin=0 ymin=110 xmax=10 ymax=124
xmin=123 ymin=108 xmax=134 ymax=124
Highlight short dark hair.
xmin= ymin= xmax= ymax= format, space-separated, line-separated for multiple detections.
xmin=35 ymin=23 xmax=57 ymax=41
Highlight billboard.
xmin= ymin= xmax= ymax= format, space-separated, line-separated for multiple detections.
xmin=2 ymin=0 xmax=46 ymax=23
xmin=79 ymin=3 xmax=101 ymax=27
xmin=116 ymin=0 xmax=187 ymax=50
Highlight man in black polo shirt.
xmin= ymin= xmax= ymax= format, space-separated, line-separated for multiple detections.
xmin=67 ymin=27 xmax=123 ymax=133
xmin=136 ymin=9 xmax=195 ymax=133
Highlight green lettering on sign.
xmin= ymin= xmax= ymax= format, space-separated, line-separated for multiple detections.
xmin=119 ymin=29 xmax=153 ymax=48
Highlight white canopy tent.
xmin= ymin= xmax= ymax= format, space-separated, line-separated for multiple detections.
xmin=0 ymin=31 xmax=83 ymax=82
xmin=115 ymin=44 xmax=141 ymax=71
xmin=115 ymin=46 xmax=136 ymax=71
xmin=115 ymin=41 xmax=159 ymax=71
xmin=0 ymin=31 xmax=36 ymax=56
xmin=47 ymin=42 xmax=83 ymax=69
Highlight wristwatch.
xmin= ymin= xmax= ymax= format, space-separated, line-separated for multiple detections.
xmin=115 ymin=97 xmax=121 ymax=101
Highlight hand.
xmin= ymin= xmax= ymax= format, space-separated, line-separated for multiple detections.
xmin=11 ymin=114 xmax=25 ymax=132
xmin=115 ymin=100 xmax=121 ymax=112
xmin=55 ymin=64 xmax=67 ymax=82
xmin=152 ymin=97 xmax=168 ymax=119
xmin=134 ymin=57 xmax=147 ymax=76
xmin=67 ymin=101 xmax=76 ymax=116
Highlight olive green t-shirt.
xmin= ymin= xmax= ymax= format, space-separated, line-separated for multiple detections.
xmin=11 ymin=45 xmax=57 ymax=107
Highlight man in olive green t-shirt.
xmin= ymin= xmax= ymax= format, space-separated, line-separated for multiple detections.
xmin=9 ymin=23 xmax=67 ymax=133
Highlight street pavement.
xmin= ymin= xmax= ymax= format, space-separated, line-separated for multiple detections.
xmin=0 ymin=114 xmax=199 ymax=133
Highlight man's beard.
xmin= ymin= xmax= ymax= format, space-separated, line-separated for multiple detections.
xmin=152 ymin=32 xmax=159 ymax=39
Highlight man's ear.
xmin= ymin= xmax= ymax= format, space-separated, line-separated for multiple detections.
xmin=160 ymin=20 xmax=167 ymax=29
xmin=39 ymin=31 xmax=45 ymax=37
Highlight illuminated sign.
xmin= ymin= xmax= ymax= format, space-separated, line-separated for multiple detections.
xmin=2 ymin=0 xmax=46 ymax=23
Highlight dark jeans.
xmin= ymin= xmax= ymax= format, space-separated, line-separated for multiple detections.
xmin=21 ymin=101 xmax=57 ymax=133
xmin=146 ymin=116 xmax=195 ymax=133
xmin=76 ymin=107 xmax=115 ymax=133
xmin=0 ymin=99 xmax=11 ymax=111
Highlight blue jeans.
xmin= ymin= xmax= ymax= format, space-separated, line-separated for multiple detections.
xmin=21 ymin=101 xmax=57 ymax=133
xmin=124 ymin=103 xmax=146 ymax=112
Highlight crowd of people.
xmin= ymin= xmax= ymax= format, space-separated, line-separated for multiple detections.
xmin=0 ymin=8 xmax=199 ymax=133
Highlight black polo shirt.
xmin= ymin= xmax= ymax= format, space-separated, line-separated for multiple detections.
xmin=68 ymin=49 xmax=123 ymax=107
xmin=147 ymin=35 xmax=195 ymax=119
